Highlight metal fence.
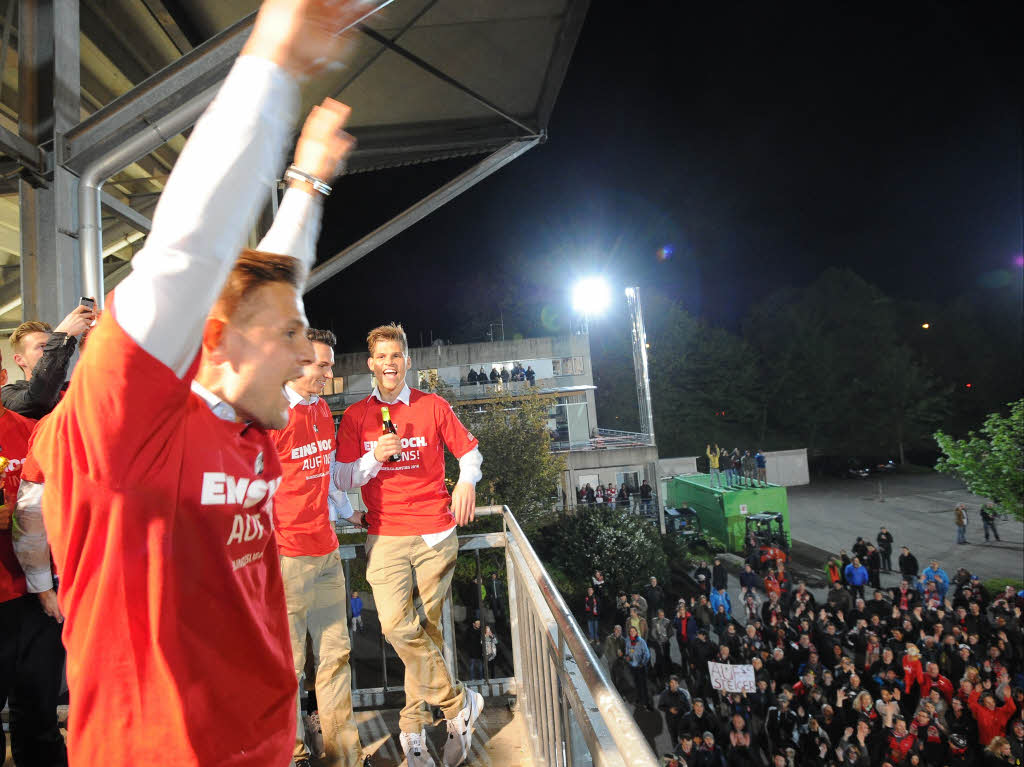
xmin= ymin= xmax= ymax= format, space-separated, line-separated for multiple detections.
xmin=336 ymin=505 xmax=658 ymax=766
xmin=551 ymin=427 xmax=655 ymax=453
xmin=503 ymin=508 xmax=660 ymax=767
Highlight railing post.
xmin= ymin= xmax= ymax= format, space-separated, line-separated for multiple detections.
xmin=343 ymin=558 xmax=356 ymax=689
xmin=505 ymin=516 xmax=524 ymax=696
xmin=441 ymin=593 xmax=457 ymax=683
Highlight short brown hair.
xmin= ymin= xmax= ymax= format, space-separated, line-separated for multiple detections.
xmin=306 ymin=328 xmax=337 ymax=347
xmin=366 ymin=323 xmax=407 ymax=355
xmin=10 ymin=321 xmax=53 ymax=353
xmin=214 ymin=250 xmax=305 ymax=321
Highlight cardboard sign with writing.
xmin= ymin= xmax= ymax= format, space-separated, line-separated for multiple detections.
xmin=708 ymin=662 xmax=756 ymax=693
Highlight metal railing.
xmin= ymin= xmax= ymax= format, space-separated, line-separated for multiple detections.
xmin=335 ymin=506 xmax=658 ymax=765
xmin=551 ymin=428 xmax=655 ymax=453
xmin=503 ymin=507 xmax=659 ymax=767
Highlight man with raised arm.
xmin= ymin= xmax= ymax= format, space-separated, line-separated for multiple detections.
xmin=335 ymin=323 xmax=484 ymax=767
xmin=29 ymin=2 xmax=364 ymax=764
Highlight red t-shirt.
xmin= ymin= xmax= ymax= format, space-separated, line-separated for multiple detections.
xmin=31 ymin=312 xmax=295 ymax=766
xmin=337 ymin=389 xmax=477 ymax=536
xmin=0 ymin=408 xmax=36 ymax=603
xmin=269 ymin=395 xmax=340 ymax=557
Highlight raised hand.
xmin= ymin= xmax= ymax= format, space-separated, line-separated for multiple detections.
xmin=54 ymin=303 xmax=97 ymax=338
xmin=292 ymin=98 xmax=356 ymax=183
xmin=243 ymin=0 xmax=379 ymax=80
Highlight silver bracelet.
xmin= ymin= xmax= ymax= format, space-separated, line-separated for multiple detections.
xmin=284 ymin=165 xmax=332 ymax=196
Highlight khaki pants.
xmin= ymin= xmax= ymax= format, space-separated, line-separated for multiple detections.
xmin=281 ymin=549 xmax=363 ymax=766
xmin=365 ymin=532 xmax=465 ymax=733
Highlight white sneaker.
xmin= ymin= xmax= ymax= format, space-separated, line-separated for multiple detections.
xmin=443 ymin=690 xmax=484 ymax=767
xmin=400 ymin=729 xmax=436 ymax=767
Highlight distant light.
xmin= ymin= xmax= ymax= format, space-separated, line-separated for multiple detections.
xmin=657 ymin=244 xmax=674 ymax=261
xmin=1014 ymin=255 xmax=1024 ymax=268
xmin=965 ymin=383 xmax=972 ymax=388
xmin=572 ymin=277 xmax=612 ymax=315
xmin=921 ymin=323 xmax=930 ymax=329
xmin=645 ymin=343 xmax=650 ymax=349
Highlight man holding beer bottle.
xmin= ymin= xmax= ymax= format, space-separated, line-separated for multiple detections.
xmin=334 ymin=323 xmax=483 ymax=767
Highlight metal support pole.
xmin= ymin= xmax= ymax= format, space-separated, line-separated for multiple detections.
xmin=343 ymin=558 xmax=355 ymax=690
xmin=624 ymin=286 xmax=655 ymax=443
xmin=0 ymin=0 xmax=16 ymax=105
xmin=441 ymin=590 xmax=457 ymax=683
xmin=306 ymin=138 xmax=540 ymax=293
xmin=475 ymin=549 xmax=489 ymax=683
xmin=505 ymin=522 xmax=523 ymax=698
xmin=379 ymin=628 xmax=389 ymax=692
xmin=79 ymin=85 xmax=217 ymax=306
xmin=18 ymin=0 xmax=81 ymax=324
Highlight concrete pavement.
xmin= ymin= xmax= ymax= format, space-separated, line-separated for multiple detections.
xmin=786 ymin=471 xmax=1023 ymax=583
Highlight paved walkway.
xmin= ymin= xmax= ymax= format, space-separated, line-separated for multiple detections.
xmin=786 ymin=471 xmax=1023 ymax=582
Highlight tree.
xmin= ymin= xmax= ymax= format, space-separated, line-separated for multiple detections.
xmin=548 ymin=504 xmax=667 ymax=596
xmin=934 ymin=399 xmax=1024 ymax=521
xmin=440 ymin=387 xmax=566 ymax=531
xmin=866 ymin=346 xmax=951 ymax=464
xmin=648 ymin=304 xmax=760 ymax=456
xmin=592 ymin=296 xmax=761 ymax=456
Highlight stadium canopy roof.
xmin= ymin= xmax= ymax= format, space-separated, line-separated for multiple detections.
xmin=0 ymin=0 xmax=588 ymax=327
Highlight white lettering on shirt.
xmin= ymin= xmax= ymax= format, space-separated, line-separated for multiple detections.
xmin=201 ymin=473 xmax=281 ymax=508
xmin=362 ymin=436 xmax=428 ymax=452
xmin=290 ymin=439 xmax=334 ymax=460
xmin=226 ymin=512 xmax=267 ymax=545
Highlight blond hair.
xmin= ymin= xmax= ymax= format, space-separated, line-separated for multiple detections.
xmin=10 ymin=321 xmax=52 ymax=352
xmin=366 ymin=323 xmax=407 ymax=355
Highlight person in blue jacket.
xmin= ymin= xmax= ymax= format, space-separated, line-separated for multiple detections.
xmin=710 ymin=587 xmax=732 ymax=621
xmin=844 ymin=557 xmax=869 ymax=599
xmin=921 ymin=559 xmax=950 ymax=600
xmin=624 ymin=625 xmax=652 ymax=709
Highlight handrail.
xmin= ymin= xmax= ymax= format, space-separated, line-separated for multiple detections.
xmin=503 ymin=506 xmax=660 ymax=767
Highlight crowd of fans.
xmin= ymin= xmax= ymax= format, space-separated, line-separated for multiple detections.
xmin=576 ymin=478 xmax=655 ymax=510
xmin=465 ymin=362 xmax=535 ymax=386
xmin=705 ymin=444 xmax=768 ymax=489
xmin=582 ymin=550 xmax=1024 ymax=767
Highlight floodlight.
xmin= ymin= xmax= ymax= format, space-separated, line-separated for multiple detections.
xmin=571 ymin=276 xmax=612 ymax=316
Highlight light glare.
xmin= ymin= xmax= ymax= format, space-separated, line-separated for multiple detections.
xmin=572 ymin=276 xmax=612 ymax=315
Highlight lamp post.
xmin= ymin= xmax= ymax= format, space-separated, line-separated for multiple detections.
xmin=572 ymin=278 xmax=660 ymax=530
xmin=625 ymin=286 xmax=655 ymax=444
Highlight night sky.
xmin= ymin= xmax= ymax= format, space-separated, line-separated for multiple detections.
xmin=306 ymin=1 xmax=1023 ymax=351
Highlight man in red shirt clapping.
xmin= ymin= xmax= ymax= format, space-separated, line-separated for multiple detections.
xmin=336 ymin=323 xmax=483 ymax=767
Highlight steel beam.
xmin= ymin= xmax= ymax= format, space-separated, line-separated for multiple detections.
xmin=101 ymin=191 xmax=152 ymax=233
xmin=305 ymin=138 xmax=539 ymax=293
xmin=0 ymin=122 xmax=47 ymax=177
xmin=139 ymin=0 xmax=201 ymax=53
xmin=60 ymin=11 xmax=254 ymax=175
xmin=344 ymin=118 xmax=529 ymax=175
xmin=534 ymin=0 xmax=590 ymax=129
xmin=333 ymin=0 xmax=439 ymax=97
xmin=356 ymin=23 xmax=537 ymax=136
xmin=19 ymin=0 xmax=81 ymax=323
xmin=62 ymin=0 xmax=396 ymax=175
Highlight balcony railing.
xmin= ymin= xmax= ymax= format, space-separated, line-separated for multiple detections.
xmin=334 ymin=505 xmax=659 ymax=766
xmin=551 ymin=427 xmax=655 ymax=452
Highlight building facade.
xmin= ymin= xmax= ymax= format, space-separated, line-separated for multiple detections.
xmin=326 ymin=333 xmax=659 ymax=512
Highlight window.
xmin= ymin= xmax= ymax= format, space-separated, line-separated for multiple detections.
xmin=616 ymin=471 xmax=640 ymax=493
xmin=552 ymin=356 xmax=584 ymax=376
